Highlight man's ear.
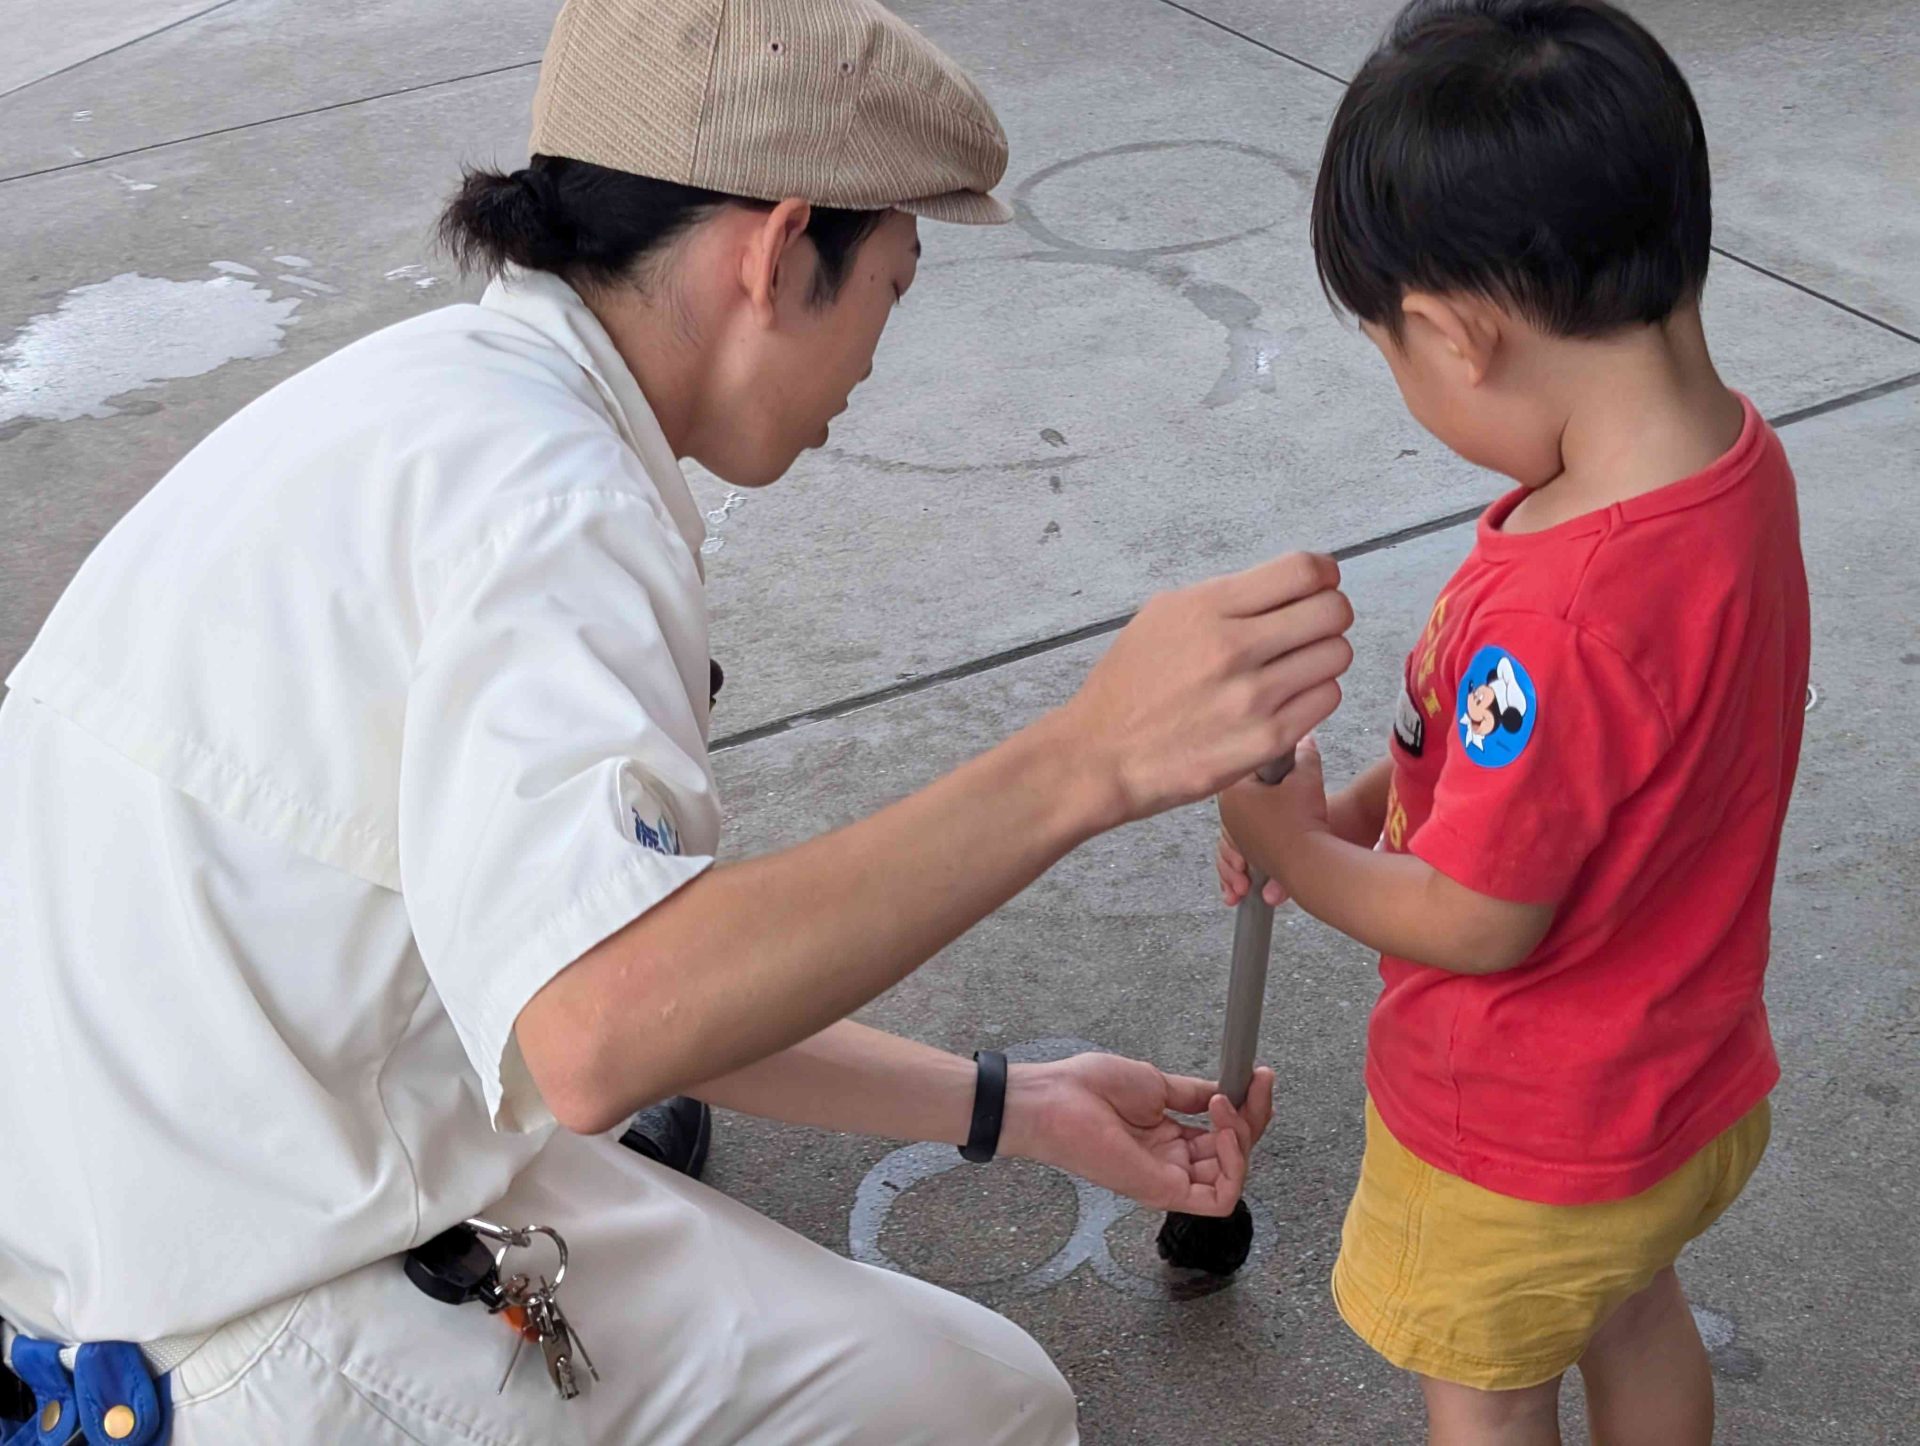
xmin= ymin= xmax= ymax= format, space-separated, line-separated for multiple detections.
xmin=1400 ymin=291 xmax=1501 ymax=387
xmin=738 ymin=198 xmax=814 ymax=324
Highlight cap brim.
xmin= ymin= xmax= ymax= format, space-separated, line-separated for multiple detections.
xmin=897 ymin=190 xmax=1014 ymax=226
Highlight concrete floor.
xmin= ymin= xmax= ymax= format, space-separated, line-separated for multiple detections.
xmin=3 ymin=2 xmax=1916 ymax=1441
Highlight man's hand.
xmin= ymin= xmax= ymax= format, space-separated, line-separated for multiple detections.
xmin=1001 ymin=1054 xmax=1276 ymax=1217
xmin=1059 ymin=555 xmax=1352 ymax=829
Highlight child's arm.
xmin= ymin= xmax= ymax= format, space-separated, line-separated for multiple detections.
xmin=1328 ymin=756 xmax=1393 ymax=848
xmin=1217 ymin=755 xmax=1392 ymax=906
xmin=1220 ymin=740 xmax=1552 ymax=974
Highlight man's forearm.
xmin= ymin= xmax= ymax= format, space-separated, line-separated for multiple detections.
xmin=688 ymin=1020 xmax=976 ymax=1146
xmin=522 ymin=712 xmax=1117 ymax=1133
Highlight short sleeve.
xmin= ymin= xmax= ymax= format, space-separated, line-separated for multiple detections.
xmin=399 ymin=485 xmax=719 ymax=1132
xmin=1410 ymin=612 xmax=1671 ymax=905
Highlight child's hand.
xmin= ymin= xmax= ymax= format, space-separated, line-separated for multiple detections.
xmin=1215 ymin=828 xmax=1287 ymax=908
xmin=1218 ymin=736 xmax=1332 ymax=898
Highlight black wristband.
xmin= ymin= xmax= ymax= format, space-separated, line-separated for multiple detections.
xmin=959 ymin=1050 xmax=1008 ymax=1163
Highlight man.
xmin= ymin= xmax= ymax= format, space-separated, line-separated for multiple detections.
xmin=0 ymin=2 xmax=1351 ymax=1441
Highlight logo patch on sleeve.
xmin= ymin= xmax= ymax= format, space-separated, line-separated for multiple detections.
xmin=1393 ymin=685 xmax=1426 ymax=757
xmin=632 ymin=809 xmax=682 ymax=856
xmin=620 ymin=768 xmax=684 ymax=856
xmin=1455 ymin=645 xmax=1537 ymax=769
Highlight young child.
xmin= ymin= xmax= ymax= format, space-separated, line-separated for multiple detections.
xmin=1216 ymin=2 xmax=1809 ymax=1442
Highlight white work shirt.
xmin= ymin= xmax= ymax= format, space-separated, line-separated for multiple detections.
xmin=0 ymin=270 xmax=721 ymax=1343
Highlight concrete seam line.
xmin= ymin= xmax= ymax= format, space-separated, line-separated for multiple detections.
xmin=1707 ymin=249 xmax=1920 ymax=348
xmin=0 ymin=59 xmax=542 ymax=186
xmin=0 ymin=0 xmax=248 ymax=103
xmin=1147 ymin=0 xmax=1349 ymax=86
xmin=1148 ymin=0 xmax=1920 ymax=351
xmin=710 ymin=368 xmax=1920 ymax=754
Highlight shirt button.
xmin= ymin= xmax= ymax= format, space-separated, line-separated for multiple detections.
xmin=39 ymin=1399 xmax=61 ymax=1433
xmin=104 ymin=1403 xmax=139 ymax=1438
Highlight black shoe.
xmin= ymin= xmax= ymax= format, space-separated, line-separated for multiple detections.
xmin=618 ymin=1096 xmax=712 ymax=1180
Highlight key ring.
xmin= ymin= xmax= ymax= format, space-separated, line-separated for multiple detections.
xmin=465 ymin=1217 xmax=569 ymax=1292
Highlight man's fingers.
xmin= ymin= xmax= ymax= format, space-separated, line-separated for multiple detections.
xmin=1160 ymin=1072 xmax=1221 ymax=1115
xmin=1260 ymin=678 xmax=1344 ymax=757
xmin=1207 ymin=1102 xmax=1248 ymax=1209
xmin=1215 ymin=552 xmax=1341 ymax=618
xmin=1254 ymin=633 xmax=1354 ymax=709
xmin=1208 ymin=1093 xmax=1254 ymax=1154
xmin=1244 ymin=1067 xmax=1275 ymax=1142
xmin=1241 ymin=589 xmax=1356 ymax=667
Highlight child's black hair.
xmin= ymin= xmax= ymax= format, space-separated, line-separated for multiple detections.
xmin=1311 ymin=0 xmax=1712 ymax=339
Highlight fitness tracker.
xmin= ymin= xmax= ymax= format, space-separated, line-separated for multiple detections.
xmin=959 ymin=1050 xmax=1008 ymax=1163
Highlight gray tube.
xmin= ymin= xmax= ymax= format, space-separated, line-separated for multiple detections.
xmin=1215 ymin=753 xmax=1294 ymax=1107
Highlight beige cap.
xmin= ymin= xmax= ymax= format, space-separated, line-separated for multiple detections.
xmin=530 ymin=0 xmax=1011 ymax=224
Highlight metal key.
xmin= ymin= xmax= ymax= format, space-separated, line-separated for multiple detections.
xmin=494 ymin=1272 xmax=541 ymax=1395
xmin=531 ymin=1279 xmax=599 ymax=1400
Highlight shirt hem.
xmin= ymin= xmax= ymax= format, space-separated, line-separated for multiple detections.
xmin=1365 ymin=1054 xmax=1781 ymax=1206
xmin=467 ymin=849 xmax=714 ymax=1133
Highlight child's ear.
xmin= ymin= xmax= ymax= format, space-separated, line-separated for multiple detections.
xmin=1401 ymin=292 xmax=1499 ymax=387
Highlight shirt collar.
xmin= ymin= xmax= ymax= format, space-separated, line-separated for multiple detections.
xmin=480 ymin=267 xmax=708 ymax=564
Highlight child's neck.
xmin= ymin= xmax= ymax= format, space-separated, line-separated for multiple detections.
xmin=1504 ymin=307 xmax=1745 ymax=534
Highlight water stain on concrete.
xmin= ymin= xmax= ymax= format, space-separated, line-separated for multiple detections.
xmin=1009 ymin=140 xmax=1307 ymax=409
xmin=0 ymin=272 xmax=299 ymax=428
xmin=277 ymin=274 xmax=339 ymax=295
xmin=1692 ymin=1304 xmax=1764 ymax=1381
xmin=823 ymin=448 xmax=1089 ymax=479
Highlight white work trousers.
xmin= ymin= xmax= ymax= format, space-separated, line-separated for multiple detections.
xmin=162 ymin=1129 xmax=1078 ymax=1444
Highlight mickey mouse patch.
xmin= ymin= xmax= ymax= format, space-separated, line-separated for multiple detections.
xmin=1455 ymin=645 xmax=1537 ymax=769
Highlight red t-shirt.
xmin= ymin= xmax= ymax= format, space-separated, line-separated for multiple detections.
xmin=1369 ymin=396 xmax=1809 ymax=1204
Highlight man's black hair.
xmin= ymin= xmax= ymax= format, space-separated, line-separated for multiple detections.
xmin=1311 ymin=0 xmax=1712 ymax=339
xmin=440 ymin=155 xmax=886 ymax=304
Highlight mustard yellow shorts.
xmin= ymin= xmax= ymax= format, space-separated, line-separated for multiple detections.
xmin=1331 ymin=1096 xmax=1770 ymax=1391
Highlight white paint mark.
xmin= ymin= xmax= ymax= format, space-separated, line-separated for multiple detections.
xmin=209 ymin=260 xmax=260 ymax=277
xmin=0 ymin=274 xmax=300 ymax=427
xmin=848 ymin=1035 xmax=1277 ymax=1302
xmin=704 ymin=490 xmax=747 ymax=527
xmin=1692 ymin=1305 xmax=1736 ymax=1352
xmin=109 ymin=172 xmax=157 ymax=193
xmin=385 ymin=263 xmax=428 ymax=280
xmin=72 ymin=110 xmax=92 ymax=121
xmin=698 ymin=489 xmax=747 ymax=555
xmin=277 ymin=273 xmax=338 ymax=295
xmin=68 ymin=147 xmax=86 ymax=159
xmin=273 ymin=254 xmax=312 ymax=268
xmin=413 ymin=277 xmax=439 ymax=289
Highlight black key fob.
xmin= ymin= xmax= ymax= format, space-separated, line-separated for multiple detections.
xmin=404 ymin=1225 xmax=501 ymax=1308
